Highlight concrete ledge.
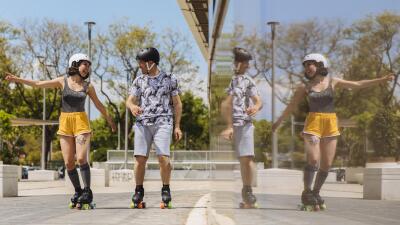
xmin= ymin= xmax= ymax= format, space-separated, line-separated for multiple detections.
xmin=65 ymin=168 xmax=109 ymax=190
xmin=28 ymin=170 xmax=58 ymax=181
xmin=257 ymin=168 xmax=303 ymax=189
xmin=0 ymin=165 xmax=19 ymax=197
xmin=363 ymin=167 xmax=400 ymax=200
xmin=366 ymin=162 xmax=400 ymax=168
xmin=111 ymin=169 xmax=134 ymax=182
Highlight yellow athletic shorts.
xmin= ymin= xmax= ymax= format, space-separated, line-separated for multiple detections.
xmin=302 ymin=112 xmax=340 ymax=138
xmin=57 ymin=112 xmax=91 ymax=137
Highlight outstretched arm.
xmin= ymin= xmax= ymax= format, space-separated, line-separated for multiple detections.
xmin=333 ymin=74 xmax=394 ymax=90
xmin=272 ymin=85 xmax=306 ymax=131
xmin=5 ymin=72 xmax=63 ymax=89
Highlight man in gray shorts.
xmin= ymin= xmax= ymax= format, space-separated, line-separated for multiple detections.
xmin=126 ymin=47 xmax=182 ymax=208
xmin=221 ymin=47 xmax=262 ymax=208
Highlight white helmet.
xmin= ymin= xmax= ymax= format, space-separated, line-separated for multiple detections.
xmin=68 ymin=53 xmax=91 ymax=68
xmin=302 ymin=53 xmax=329 ymax=68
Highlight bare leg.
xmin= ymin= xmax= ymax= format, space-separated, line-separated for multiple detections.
xmin=239 ymin=156 xmax=255 ymax=186
xmin=314 ymin=137 xmax=337 ymax=192
xmin=158 ymin=155 xmax=171 ymax=185
xmin=135 ymin=156 xmax=147 ymax=185
xmin=303 ymin=134 xmax=321 ymax=191
xmin=75 ymin=133 xmax=91 ymax=188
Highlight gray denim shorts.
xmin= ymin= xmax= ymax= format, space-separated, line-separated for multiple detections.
xmin=233 ymin=122 xmax=255 ymax=157
xmin=134 ymin=123 xmax=173 ymax=157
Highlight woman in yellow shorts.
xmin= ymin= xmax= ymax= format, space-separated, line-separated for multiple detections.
xmin=5 ymin=53 xmax=116 ymax=209
xmin=272 ymin=53 xmax=394 ymax=211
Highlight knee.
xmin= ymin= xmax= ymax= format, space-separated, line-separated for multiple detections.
xmin=135 ymin=156 xmax=147 ymax=166
xmin=65 ymin=161 xmax=75 ymax=171
xmin=320 ymin=163 xmax=332 ymax=172
xmin=77 ymin=157 xmax=87 ymax=166
xmin=158 ymin=156 xmax=170 ymax=167
xmin=308 ymin=159 xmax=319 ymax=167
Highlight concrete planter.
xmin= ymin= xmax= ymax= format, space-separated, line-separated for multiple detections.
xmin=28 ymin=170 xmax=59 ymax=181
xmin=0 ymin=165 xmax=19 ymax=197
xmin=363 ymin=167 xmax=400 ymax=200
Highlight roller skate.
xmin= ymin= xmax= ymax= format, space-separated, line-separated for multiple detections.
xmin=299 ymin=189 xmax=319 ymax=212
xmin=160 ymin=186 xmax=172 ymax=209
xmin=130 ymin=186 xmax=146 ymax=209
xmin=313 ymin=190 xmax=326 ymax=210
xmin=68 ymin=188 xmax=82 ymax=209
xmin=76 ymin=187 xmax=95 ymax=210
xmin=239 ymin=186 xmax=258 ymax=209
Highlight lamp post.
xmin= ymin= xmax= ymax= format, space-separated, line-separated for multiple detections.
xmin=84 ymin=21 xmax=96 ymax=163
xmin=267 ymin=21 xmax=280 ymax=168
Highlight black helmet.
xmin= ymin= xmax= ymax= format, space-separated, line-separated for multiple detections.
xmin=136 ymin=47 xmax=160 ymax=65
xmin=233 ymin=47 xmax=252 ymax=62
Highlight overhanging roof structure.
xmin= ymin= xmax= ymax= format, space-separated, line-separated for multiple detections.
xmin=177 ymin=0 xmax=209 ymax=60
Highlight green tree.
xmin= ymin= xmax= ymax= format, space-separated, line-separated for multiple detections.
xmin=253 ymin=120 xmax=272 ymax=163
xmin=174 ymin=92 xmax=209 ymax=150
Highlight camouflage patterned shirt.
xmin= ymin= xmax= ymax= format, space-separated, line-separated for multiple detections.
xmin=130 ymin=71 xmax=181 ymax=126
xmin=226 ymin=74 xmax=259 ymax=126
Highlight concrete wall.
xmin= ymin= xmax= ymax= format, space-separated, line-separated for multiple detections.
xmin=0 ymin=165 xmax=19 ymax=197
xmin=364 ymin=168 xmax=400 ymax=200
xmin=28 ymin=170 xmax=59 ymax=181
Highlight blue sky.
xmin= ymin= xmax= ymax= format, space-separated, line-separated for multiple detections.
xmin=230 ymin=0 xmax=400 ymax=33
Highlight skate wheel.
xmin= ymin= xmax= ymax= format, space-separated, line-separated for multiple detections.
xmin=68 ymin=202 xmax=75 ymax=209
xmin=160 ymin=202 xmax=165 ymax=209
xmin=319 ymin=204 xmax=327 ymax=210
xmin=239 ymin=202 xmax=256 ymax=209
xmin=142 ymin=202 xmax=146 ymax=209
xmin=130 ymin=202 xmax=135 ymax=209
xmin=253 ymin=202 xmax=259 ymax=209
xmin=167 ymin=201 xmax=172 ymax=209
xmin=138 ymin=202 xmax=144 ymax=209
xmin=299 ymin=204 xmax=314 ymax=212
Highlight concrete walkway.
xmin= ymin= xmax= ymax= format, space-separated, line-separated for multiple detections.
xmin=0 ymin=170 xmax=399 ymax=225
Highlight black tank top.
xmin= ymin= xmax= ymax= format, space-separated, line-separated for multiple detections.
xmin=61 ymin=76 xmax=89 ymax=112
xmin=307 ymin=78 xmax=335 ymax=113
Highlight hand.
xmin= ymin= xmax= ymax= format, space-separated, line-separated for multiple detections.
xmin=4 ymin=72 xmax=19 ymax=83
xmin=383 ymin=74 xmax=395 ymax=82
xmin=129 ymin=105 xmax=143 ymax=117
xmin=220 ymin=127 xmax=234 ymax=140
xmin=174 ymin=127 xmax=182 ymax=141
xmin=246 ymin=106 xmax=259 ymax=116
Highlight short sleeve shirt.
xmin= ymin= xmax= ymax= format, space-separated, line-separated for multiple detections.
xmin=226 ymin=74 xmax=259 ymax=126
xmin=130 ymin=71 xmax=181 ymax=126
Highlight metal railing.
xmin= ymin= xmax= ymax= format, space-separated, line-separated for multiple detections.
xmin=106 ymin=150 xmax=240 ymax=170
